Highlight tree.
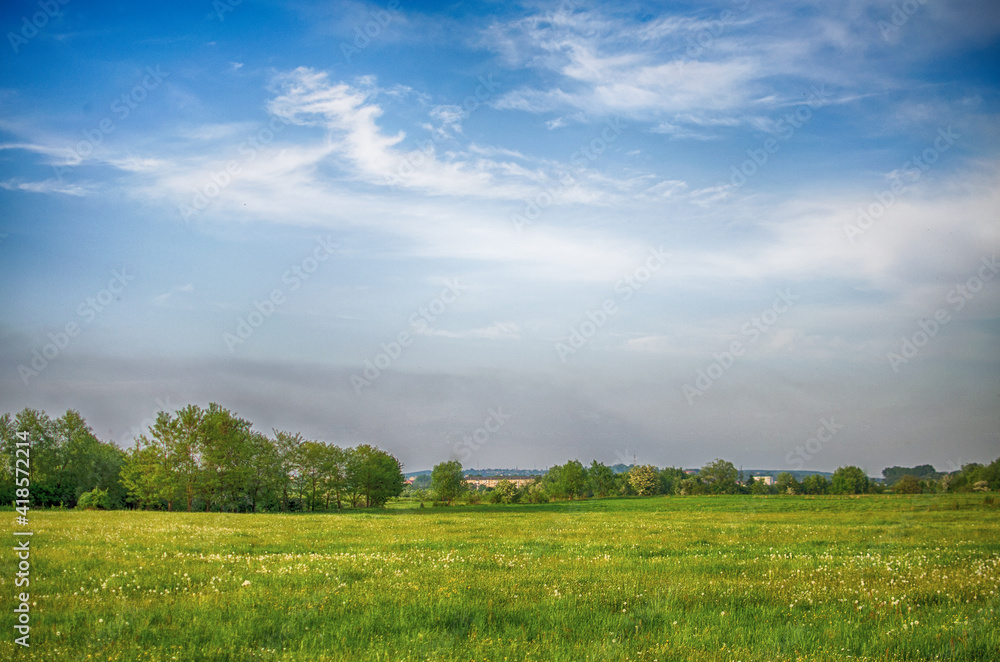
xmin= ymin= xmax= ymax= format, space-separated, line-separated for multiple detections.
xmin=243 ymin=432 xmax=286 ymax=512
xmin=120 ymin=439 xmax=170 ymax=509
xmin=553 ymin=460 xmax=589 ymax=500
xmin=431 ymin=460 xmax=466 ymax=505
xmin=349 ymin=445 xmax=405 ymax=507
xmin=831 ymin=466 xmax=869 ymax=495
xmin=199 ymin=404 xmax=256 ymax=512
xmin=800 ymin=474 xmax=829 ymax=495
xmin=1 ymin=409 xmax=125 ymax=508
xmin=493 ymin=479 xmax=519 ymax=504
xmin=524 ymin=480 xmax=550 ymax=503
xmin=322 ymin=444 xmax=348 ymax=510
xmin=678 ymin=475 xmax=705 ymax=495
xmin=883 ymin=464 xmax=939 ymax=486
xmin=273 ymin=430 xmax=304 ymax=510
xmin=700 ymin=459 xmax=738 ymax=494
xmin=296 ymin=441 xmax=329 ymax=511
xmin=589 ymin=461 xmax=617 ymax=497
xmin=659 ymin=467 xmax=686 ymax=495
xmin=775 ymin=472 xmax=799 ymax=495
xmin=627 ymin=465 xmax=660 ymax=496
xmin=893 ymin=474 xmax=922 ymax=494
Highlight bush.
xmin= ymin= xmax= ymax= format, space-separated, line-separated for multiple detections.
xmin=893 ymin=474 xmax=923 ymax=494
xmin=76 ymin=488 xmax=110 ymax=510
xmin=524 ymin=483 xmax=549 ymax=504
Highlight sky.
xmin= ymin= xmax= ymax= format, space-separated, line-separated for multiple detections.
xmin=1 ymin=0 xmax=998 ymax=476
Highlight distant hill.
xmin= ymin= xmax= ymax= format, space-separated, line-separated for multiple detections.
xmin=405 ymin=467 xmax=855 ymax=480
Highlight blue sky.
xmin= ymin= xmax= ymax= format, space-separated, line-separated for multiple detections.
xmin=1 ymin=0 xmax=998 ymax=474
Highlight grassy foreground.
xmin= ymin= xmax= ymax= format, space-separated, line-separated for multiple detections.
xmin=3 ymin=495 xmax=999 ymax=661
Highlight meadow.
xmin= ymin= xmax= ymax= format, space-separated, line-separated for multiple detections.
xmin=4 ymin=494 xmax=999 ymax=661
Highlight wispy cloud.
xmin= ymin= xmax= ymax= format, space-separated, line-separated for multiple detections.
xmin=418 ymin=322 xmax=521 ymax=340
xmin=0 ymin=178 xmax=89 ymax=196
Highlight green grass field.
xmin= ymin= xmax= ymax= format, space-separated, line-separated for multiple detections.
xmin=4 ymin=495 xmax=999 ymax=661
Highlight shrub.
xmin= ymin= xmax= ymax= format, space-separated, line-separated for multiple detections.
xmin=893 ymin=474 xmax=923 ymax=494
xmin=76 ymin=488 xmax=110 ymax=510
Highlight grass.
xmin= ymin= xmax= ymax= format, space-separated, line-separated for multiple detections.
xmin=4 ymin=494 xmax=999 ymax=661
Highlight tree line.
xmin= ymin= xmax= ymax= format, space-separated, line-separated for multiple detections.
xmin=424 ymin=456 xmax=1000 ymax=505
xmin=1 ymin=406 xmax=997 ymax=510
xmin=0 ymin=405 xmax=404 ymax=511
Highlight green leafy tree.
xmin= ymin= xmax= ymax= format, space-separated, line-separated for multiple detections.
xmin=524 ymin=481 xmax=550 ymax=503
xmin=700 ymin=459 xmax=739 ymax=494
xmin=199 ymin=404 xmax=255 ymax=512
xmin=558 ymin=460 xmax=589 ymax=499
xmin=120 ymin=438 xmax=171 ymax=509
xmin=8 ymin=409 xmax=60 ymax=505
xmin=273 ymin=430 xmax=304 ymax=510
xmin=243 ymin=431 xmax=286 ymax=512
xmin=883 ymin=464 xmax=940 ymax=486
xmin=2 ymin=409 xmax=124 ymax=508
xmin=893 ymin=474 xmax=922 ymax=494
xmin=627 ymin=465 xmax=660 ymax=496
xmin=297 ymin=440 xmax=330 ymax=511
xmin=658 ymin=467 xmax=686 ymax=495
xmin=349 ymin=445 xmax=405 ymax=507
xmin=431 ymin=460 xmax=466 ymax=505
xmin=588 ymin=461 xmax=617 ymax=497
xmin=776 ymin=472 xmax=800 ymax=495
xmin=831 ymin=466 xmax=869 ymax=495
xmin=679 ymin=475 xmax=705 ymax=495
xmin=322 ymin=444 xmax=348 ymax=510
xmin=493 ymin=479 xmax=519 ymax=504
xmin=800 ymin=474 xmax=829 ymax=495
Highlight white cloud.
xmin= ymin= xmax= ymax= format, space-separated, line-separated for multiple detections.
xmin=0 ymin=178 xmax=88 ymax=196
xmin=153 ymin=283 xmax=195 ymax=307
xmin=418 ymin=322 xmax=521 ymax=340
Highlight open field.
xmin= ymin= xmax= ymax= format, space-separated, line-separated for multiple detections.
xmin=4 ymin=495 xmax=999 ymax=661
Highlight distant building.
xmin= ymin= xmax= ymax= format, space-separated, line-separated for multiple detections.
xmin=753 ymin=475 xmax=775 ymax=486
xmin=465 ymin=476 xmax=538 ymax=489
